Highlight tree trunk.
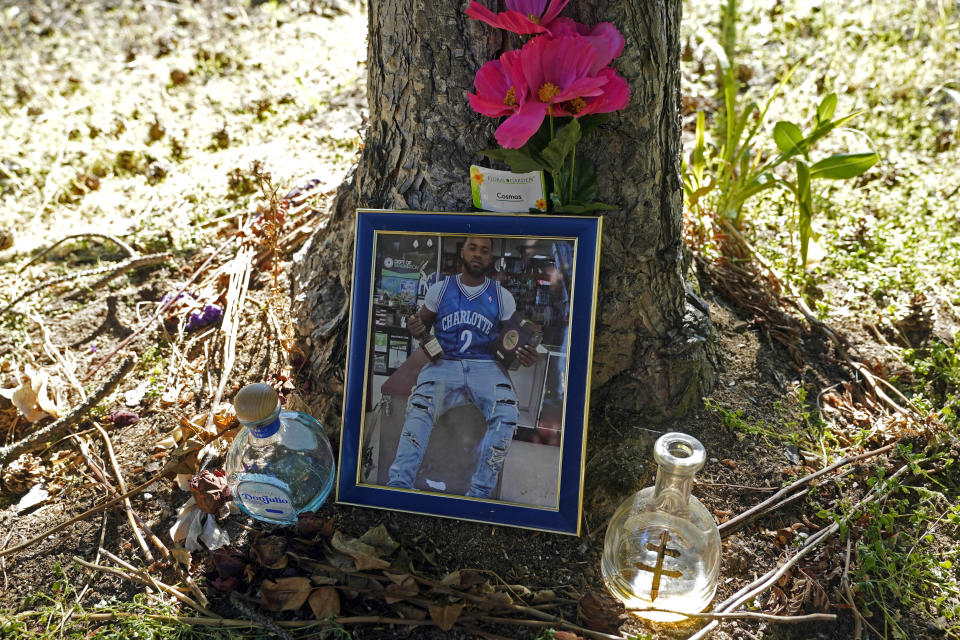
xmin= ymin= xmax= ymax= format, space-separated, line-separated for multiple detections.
xmin=291 ymin=1 xmax=716 ymax=434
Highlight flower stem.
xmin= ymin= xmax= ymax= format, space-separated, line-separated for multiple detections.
xmin=569 ymin=143 xmax=576 ymax=204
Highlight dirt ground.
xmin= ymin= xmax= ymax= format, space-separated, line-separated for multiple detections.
xmin=0 ymin=1 xmax=955 ymax=639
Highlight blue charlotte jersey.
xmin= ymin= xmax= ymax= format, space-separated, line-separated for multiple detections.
xmin=434 ymin=276 xmax=502 ymax=360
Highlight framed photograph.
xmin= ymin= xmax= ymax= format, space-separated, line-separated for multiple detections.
xmin=337 ymin=209 xmax=601 ymax=535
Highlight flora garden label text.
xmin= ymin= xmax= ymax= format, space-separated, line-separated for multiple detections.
xmin=471 ymin=165 xmax=546 ymax=213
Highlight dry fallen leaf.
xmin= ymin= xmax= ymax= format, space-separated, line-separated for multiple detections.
xmin=358 ymin=524 xmax=400 ymax=555
xmin=0 ymin=364 xmax=65 ymax=422
xmin=331 ymin=531 xmax=391 ymax=571
xmin=251 ymin=535 xmax=288 ymax=569
xmin=532 ymin=589 xmax=556 ymax=603
xmin=308 ymin=586 xmax=340 ymax=619
xmin=392 ymin=603 xmax=428 ymax=620
xmin=428 ymin=602 xmax=465 ymax=631
xmin=578 ymin=590 xmax=626 ymax=635
xmin=383 ymin=574 xmax=418 ymax=604
xmin=260 ymin=576 xmax=312 ymax=611
xmin=171 ymin=546 xmax=191 ymax=568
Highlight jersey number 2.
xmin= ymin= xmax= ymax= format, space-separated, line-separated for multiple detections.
xmin=458 ymin=329 xmax=473 ymax=353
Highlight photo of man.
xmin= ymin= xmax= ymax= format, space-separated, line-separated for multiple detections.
xmin=361 ymin=232 xmax=575 ymax=507
xmin=386 ymin=236 xmax=540 ymax=498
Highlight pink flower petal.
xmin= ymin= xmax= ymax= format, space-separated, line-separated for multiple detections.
xmin=496 ymin=101 xmax=549 ymax=148
xmin=466 ymin=1 xmax=549 ymax=35
xmin=474 ymin=60 xmax=511 ymax=102
xmin=539 ymin=0 xmax=570 ymax=26
xmin=548 ymin=17 xmax=587 ymax=37
xmin=505 ymin=0 xmax=568 ymax=27
xmin=553 ymin=75 xmax=607 ymax=103
xmin=506 ymin=0 xmax=547 ymax=17
xmin=548 ymin=19 xmax=625 ymax=72
xmin=544 ymin=36 xmax=598 ymax=89
xmin=500 ymin=49 xmax=529 ymax=102
xmin=582 ymin=22 xmax=625 ymax=72
xmin=576 ymin=69 xmax=631 ymax=116
xmin=469 ymin=92 xmax=514 ymax=117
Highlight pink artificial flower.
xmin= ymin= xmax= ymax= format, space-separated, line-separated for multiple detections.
xmin=465 ymin=0 xmax=569 ymax=35
xmin=549 ymin=18 xmax=625 ymax=73
xmin=555 ymin=67 xmax=630 ymax=118
xmin=468 ymin=51 xmax=527 ymax=118
xmin=495 ymin=35 xmax=608 ymax=148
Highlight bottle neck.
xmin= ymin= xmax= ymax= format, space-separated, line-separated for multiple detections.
xmin=652 ymin=467 xmax=695 ymax=516
xmin=243 ymin=406 xmax=282 ymax=439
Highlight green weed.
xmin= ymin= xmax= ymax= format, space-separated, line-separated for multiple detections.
xmin=683 ymin=0 xmax=878 ymax=270
xmin=851 ymin=454 xmax=960 ymax=638
xmin=904 ymin=332 xmax=960 ymax=429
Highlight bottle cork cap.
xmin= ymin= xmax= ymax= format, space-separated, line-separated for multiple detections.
xmin=233 ymin=383 xmax=279 ymax=424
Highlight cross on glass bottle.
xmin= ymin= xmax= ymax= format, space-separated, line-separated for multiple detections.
xmin=634 ymin=530 xmax=683 ymax=601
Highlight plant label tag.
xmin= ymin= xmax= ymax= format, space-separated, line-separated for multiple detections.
xmin=471 ymin=166 xmax=547 ymax=213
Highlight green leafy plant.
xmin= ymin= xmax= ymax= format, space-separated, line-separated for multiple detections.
xmin=904 ymin=331 xmax=960 ymax=429
xmin=852 ymin=457 xmax=960 ymax=638
xmin=683 ymin=0 xmax=880 ymax=268
xmin=481 ymin=114 xmax=616 ymax=213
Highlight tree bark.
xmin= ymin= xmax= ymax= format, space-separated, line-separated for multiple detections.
xmin=291 ymin=0 xmax=716 ymax=430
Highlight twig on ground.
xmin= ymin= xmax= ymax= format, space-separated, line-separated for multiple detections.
xmin=229 ymin=591 xmax=295 ymax=640
xmin=1 ymin=528 xmax=14 ymax=590
xmin=202 ymin=246 xmax=252 ymax=440
xmin=73 ymin=555 xmax=214 ymax=617
xmin=460 ymin=625 xmax=517 ymax=640
xmin=0 ymin=469 xmax=164 ymax=560
xmin=82 ymin=226 xmax=245 ymax=382
xmin=99 ymin=548 xmax=217 ymax=617
xmin=32 ymin=312 xmax=86 ymax=401
xmin=697 ymin=481 xmax=778 ymax=492
xmin=93 ymin=424 xmax=154 ymax=563
xmin=290 ymin=555 xmax=617 ymax=640
xmin=841 ymin=537 xmax=865 ymax=639
xmin=689 ymin=462 xmax=912 ymax=640
xmin=19 ymin=233 xmax=137 ymax=272
xmin=719 ymin=442 xmax=896 ymax=536
xmin=1 ymin=253 xmax=170 ymax=316
xmin=625 ymin=608 xmax=836 ymax=623
xmin=0 ymin=355 xmax=135 ymax=468
xmin=470 ymin=614 xmax=628 ymax=639
xmin=62 ymin=611 xmax=434 ymax=629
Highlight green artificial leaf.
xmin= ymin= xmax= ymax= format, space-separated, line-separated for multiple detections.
xmin=572 ymin=157 xmax=598 ymax=204
xmin=541 ymin=119 xmax=582 ymax=173
xmin=478 ymin=148 xmax=546 ymax=173
xmin=553 ymin=201 xmax=617 ymax=214
xmin=550 ymin=191 xmax=563 ymax=210
xmin=521 ymin=119 xmax=553 ymax=156
xmin=773 ymin=121 xmax=805 ymax=156
xmin=810 ymin=152 xmax=879 ymax=180
xmin=816 ymin=93 xmax=838 ymax=124
xmin=578 ymin=113 xmax=609 ymax=138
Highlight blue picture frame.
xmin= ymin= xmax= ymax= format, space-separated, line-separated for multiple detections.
xmin=337 ymin=209 xmax=601 ymax=535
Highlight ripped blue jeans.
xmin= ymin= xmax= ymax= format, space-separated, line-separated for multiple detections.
xmin=387 ymin=358 xmax=519 ymax=498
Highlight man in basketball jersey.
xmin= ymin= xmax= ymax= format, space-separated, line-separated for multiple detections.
xmin=387 ymin=236 xmax=539 ymax=498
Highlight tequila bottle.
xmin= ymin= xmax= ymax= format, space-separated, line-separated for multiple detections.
xmin=225 ymin=383 xmax=336 ymax=525
xmin=601 ymin=433 xmax=720 ymax=622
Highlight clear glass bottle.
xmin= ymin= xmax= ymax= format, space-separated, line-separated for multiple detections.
xmin=225 ymin=383 xmax=336 ymax=525
xmin=601 ymin=432 xmax=720 ymax=622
